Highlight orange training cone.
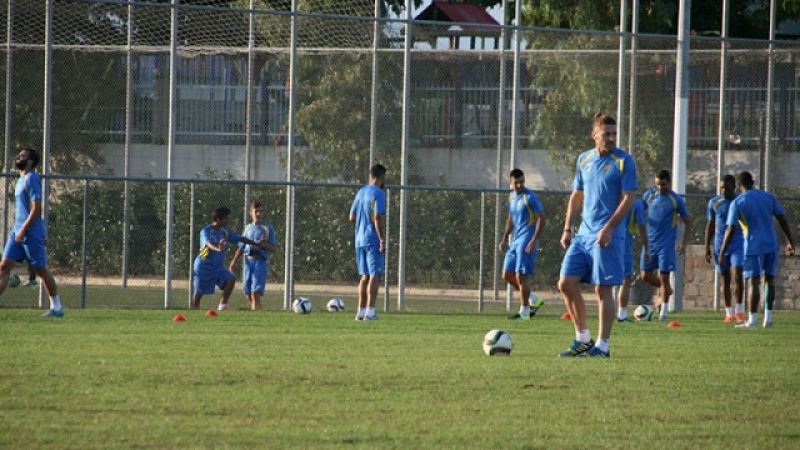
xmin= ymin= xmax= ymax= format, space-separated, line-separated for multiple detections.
xmin=205 ymin=309 xmax=218 ymax=317
xmin=172 ymin=314 xmax=187 ymax=322
xmin=667 ymin=321 xmax=681 ymax=328
xmin=561 ymin=312 xmax=572 ymax=320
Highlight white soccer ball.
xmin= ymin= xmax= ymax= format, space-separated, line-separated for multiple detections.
xmin=326 ymin=298 xmax=345 ymax=312
xmin=483 ymin=329 xmax=513 ymax=356
xmin=292 ymin=297 xmax=312 ymax=314
xmin=634 ymin=304 xmax=653 ymax=321
xmin=8 ymin=274 xmax=20 ymax=288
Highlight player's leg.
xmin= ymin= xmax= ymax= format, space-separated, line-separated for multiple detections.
xmin=761 ymin=252 xmax=778 ymax=327
xmin=640 ymin=247 xmax=661 ymax=288
xmin=657 ymin=271 xmax=672 ymax=321
xmin=363 ymin=244 xmax=384 ymax=320
xmin=217 ymin=270 xmax=236 ymax=310
xmin=0 ymin=258 xmax=18 ymax=296
xmin=0 ymin=234 xmax=24 ymax=295
xmin=558 ymin=235 xmax=594 ymax=357
xmin=355 ymin=246 xmax=369 ymax=319
xmin=25 ymin=238 xmax=63 ymax=316
xmin=588 ymin=235 xmax=624 ymax=357
xmin=617 ymin=275 xmax=633 ymax=321
xmin=737 ymin=255 xmax=761 ymax=327
xmin=732 ymin=265 xmax=745 ymax=322
xmin=591 ymin=284 xmax=615 ymax=357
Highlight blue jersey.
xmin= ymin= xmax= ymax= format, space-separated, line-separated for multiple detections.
xmin=726 ymin=189 xmax=784 ymax=256
xmin=508 ymin=188 xmax=544 ymax=248
xmin=350 ymin=184 xmax=386 ymax=247
xmin=642 ymin=189 xmax=690 ymax=250
xmin=625 ymin=199 xmax=646 ymax=239
xmin=240 ymin=222 xmax=277 ymax=260
xmin=195 ymin=225 xmax=243 ymax=269
xmin=14 ymin=171 xmax=45 ymax=239
xmin=707 ymin=194 xmax=743 ymax=254
xmin=573 ymin=147 xmax=637 ymax=239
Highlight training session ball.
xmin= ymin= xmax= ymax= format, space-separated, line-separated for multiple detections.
xmin=292 ymin=297 xmax=313 ymax=314
xmin=8 ymin=274 xmax=20 ymax=288
xmin=634 ymin=304 xmax=653 ymax=321
xmin=326 ymin=298 xmax=345 ymax=312
xmin=483 ymin=329 xmax=513 ymax=356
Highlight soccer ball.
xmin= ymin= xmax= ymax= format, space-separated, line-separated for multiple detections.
xmin=8 ymin=274 xmax=20 ymax=288
xmin=326 ymin=298 xmax=345 ymax=312
xmin=634 ymin=304 xmax=653 ymax=321
xmin=292 ymin=297 xmax=312 ymax=314
xmin=483 ymin=329 xmax=513 ymax=356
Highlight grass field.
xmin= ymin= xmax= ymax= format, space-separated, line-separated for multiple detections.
xmin=2 ymin=296 xmax=800 ymax=449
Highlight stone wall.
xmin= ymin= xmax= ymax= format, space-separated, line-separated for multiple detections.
xmin=682 ymin=245 xmax=800 ymax=311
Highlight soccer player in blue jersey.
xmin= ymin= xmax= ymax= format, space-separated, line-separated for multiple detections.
xmin=498 ymin=169 xmax=547 ymax=320
xmin=0 ymin=148 xmax=63 ymax=317
xmin=616 ymin=199 xmax=649 ymax=322
xmin=704 ymin=175 xmax=745 ymax=323
xmin=229 ymin=201 xmax=278 ymax=310
xmin=558 ymin=113 xmax=637 ymax=358
xmin=721 ymin=171 xmax=795 ymax=328
xmin=640 ymin=170 xmax=692 ymax=323
xmin=350 ymin=164 xmax=387 ymax=321
xmin=192 ymin=206 xmax=267 ymax=311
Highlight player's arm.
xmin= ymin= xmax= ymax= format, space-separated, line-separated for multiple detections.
xmin=638 ymin=223 xmax=650 ymax=262
xmin=704 ymin=215 xmax=715 ymax=263
xmin=229 ymin=246 xmax=244 ymax=271
xmin=372 ymin=212 xmax=385 ymax=253
xmin=677 ymin=214 xmax=692 ymax=255
xmin=527 ymin=212 xmax=546 ymax=253
xmin=606 ymin=190 xmax=634 ymax=232
xmin=499 ymin=215 xmax=513 ymax=252
xmin=15 ymin=199 xmax=42 ymax=242
xmin=775 ymin=213 xmax=796 ymax=256
xmin=560 ymin=190 xmax=583 ymax=249
xmin=719 ymin=225 xmax=733 ymax=262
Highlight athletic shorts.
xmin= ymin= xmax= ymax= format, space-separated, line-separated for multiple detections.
xmin=194 ymin=267 xmax=235 ymax=296
xmin=743 ymin=252 xmax=778 ymax=279
xmin=356 ymin=244 xmax=384 ymax=276
xmin=3 ymin=232 xmax=47 ymax=269
xmin=243 ymin=258 xmax=268 ymax=295
xmin=641 ymin=246 xmax=676 ymax=273
xmin=503 ymin=244 xmax=539 ymax=275
xmin=623 ymin=235 xmax=634 ymax=277
xmin=560 ymin=233 xmax=624 ymax=286
xmin=714 ymin=248 xmax=743 ymax=273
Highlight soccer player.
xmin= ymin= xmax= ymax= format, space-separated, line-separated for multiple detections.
xmin=640 ymin=170 xmax=692 ymax=323
xmin=350 ymin=164 xmax=387 ymax=321
xmin=558 ymin=113 xmax=637 ymax=358
xmin=498 ymin=168 xmax=547 ymax=320
xmin=0 ymin=148 xmax=63 ymax=317
xmin=720 ymin=171 xmax=795 ymax=328
xmin=229 ymin=201 xmax=278 ymax=310
xmin=704 ymin=175 xmax=745 ymax=323
xmin=616 ymin=198 xmax=649 ymax=322
xmin=192 ymin=206 xmax=266 ymax=311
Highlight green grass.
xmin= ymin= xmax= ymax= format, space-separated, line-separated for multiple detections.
xmin=2 ymin=303 xmax=800 ymax=449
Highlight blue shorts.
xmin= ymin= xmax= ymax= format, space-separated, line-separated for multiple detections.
xmin=623 ymin=236 xmax=634 ymax=277
xmin=714 ymin=248 xmax=743 ymax=273
xmin=743 ymin=252 xmax=778 ymax=279
xmin=641 ymin=246 xmax=676 ymax=273
xmin=356 ymin=244 xmax=384 ymax=276
xmin=243 ymin=258 xmax=268 ymax=295
xmin=194 ymin=267 xmax=235 ymax=296
xmin=3 ymin=232 xmax=48 ymax=269
xmin=503 ymin=244 xmax=539 ymax=275
xmin=560 ymin=233 xmax=624 ymax=286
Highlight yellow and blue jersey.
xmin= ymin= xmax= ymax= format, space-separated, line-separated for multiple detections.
xmin=350 ymin=184 xmax=386 ymax=247
xmin=726 ymin=189 xmax=784 ymax=256
xmin=195 ymin=225 xmax=242 ymax=270
xmin=13 ymin=171 xmax=45 ymax=239
xmin=573 ymin=147 xmax=637 ymax=239
xmin=508 ymin=188 xmax=544 ymax=248
xmin=642 ymin=188 xmax=690 ymax=250
xmin=240 ymin=222 xmax=277 ymax=260
xmin=707 ymin=194 xmax=743 ymax=254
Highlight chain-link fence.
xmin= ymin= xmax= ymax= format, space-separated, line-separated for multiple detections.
xmin=1 ymin=1 xmax=798 ymax=310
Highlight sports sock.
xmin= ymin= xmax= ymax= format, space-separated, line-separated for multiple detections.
xmin=357 ymin=307 xmax=366 ymax=318
xmin=50 ymin=295 xmax=62 ymax=311
xmin=725 ymin=307 xmax=733 ymax=317
xmin=618 ymin=307 xmax=627 ymax=320
xmin=520 ymin=306 xmax=530 ymax=316
xmin=660 ymin=303 xmax=668 ymax=318
xmin=595 ymin=339 xmax=610 ymax=352
xmin=748 ymin=313 xmax=758 ymax=325
xmin=366 ymin=307 xmax=375 ymax=316
xmin=764 ymin=310 xmax=773 ymax=323
xmin=576 ymin=329 xmax=591 ymax=343
xmin=735 ymin=303 xmax=744 ymax=314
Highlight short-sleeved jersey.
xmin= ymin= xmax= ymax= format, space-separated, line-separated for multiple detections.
xmin=642 ymin=188 xmax=690 ymax=249
xmin=573 ymin=147 xmax=638 ymax=239
xmin=707 ymin=194 xmax=743 ymax=254
xmin=625 ymin=199 xmax=646 ymax=238
xmin=726 ymin=189 xmax=784 ymax=256
xmin=14 ymin=171 xmax=45 ymax=239
xmin=240 ymin=222 xmax=277 ymax=260
xmin=350 ymin=184 xmax=386 ymax=247
xmin=195 ymin=225 xmax=243 ymax=268
xmin=508 ymin=188 xmax=544 ymax=247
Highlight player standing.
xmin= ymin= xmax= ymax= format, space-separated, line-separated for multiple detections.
xmin=558 ymin=113 xmax=637 ymax=358
xmin=229 ymin=201 xmax=278 ymax=310
xmin=498 ymin=168 xmax=547 ymax=320
xmin=720 ymin=171 xmax=795 ymax=328
xmin=704 ymin=175 xmax=745 ymax=323
xmin=640 ymin=170 xmax=692 ymax=323
xmin=616 ymin=198 xmax=649 ymax=322
xmin=350 ymin=164 xmax=387 ymax=321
